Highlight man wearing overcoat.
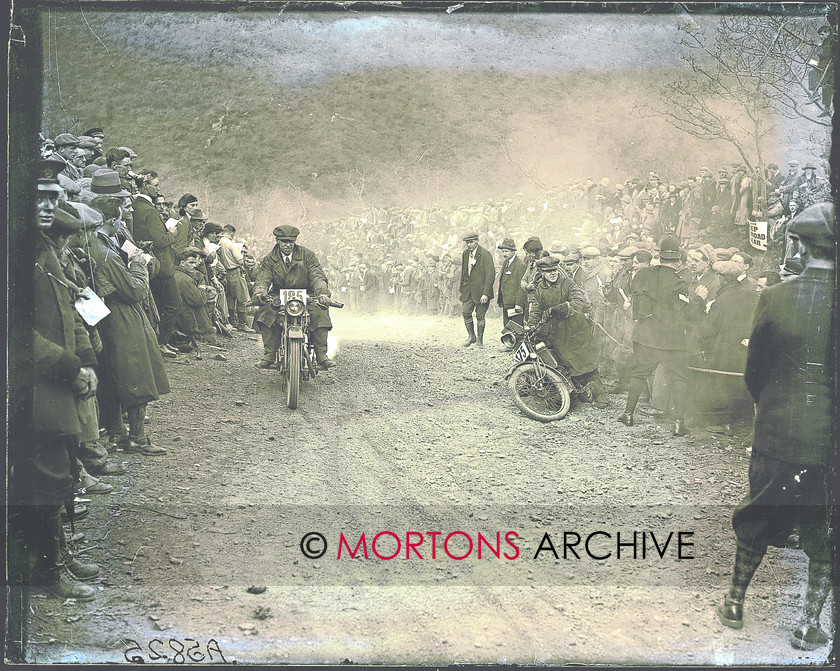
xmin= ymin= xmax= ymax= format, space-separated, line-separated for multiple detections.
xmin=15 ymin=161 xmax=100 ymax=601
xmin=618 ymin=236 xmax=691 ymax=434
xmin=717 ymin=202 xmax=835 ymax=651
xmin=253 ymin=225 xmax=335 ymax=369
xmin=526 ymin=256 xmax=609 ymax=408
xmin=459 ymin=231 xmax=495 ymax=347
xmin=132 ymin=176 xmax=181 ymax=356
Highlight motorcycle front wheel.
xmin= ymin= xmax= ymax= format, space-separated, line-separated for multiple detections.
xmin=509 ymin=363 xmax=572 ymax=422
xmin=287 ymin=339 xmax=302 ymax=409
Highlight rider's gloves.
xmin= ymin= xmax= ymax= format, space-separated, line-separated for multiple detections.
xmin=550 ymin=302 xmax=572 ymax=318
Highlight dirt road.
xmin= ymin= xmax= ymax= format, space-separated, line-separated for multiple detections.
xmin=24 ymin=314 xmax=832 ymax=665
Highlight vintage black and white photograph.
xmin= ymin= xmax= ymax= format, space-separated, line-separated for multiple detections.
xmin=6 ymin=1 xmax=836 ymax=666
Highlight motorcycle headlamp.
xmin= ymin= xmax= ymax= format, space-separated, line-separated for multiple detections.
xmin=285 ymin=298 xmax=305 ymax=317
xmin=500 ymin=331 xmax=517 ymax=349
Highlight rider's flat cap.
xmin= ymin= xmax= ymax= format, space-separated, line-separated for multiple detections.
xmin=273 ymin=225 xmax=300 ymax=240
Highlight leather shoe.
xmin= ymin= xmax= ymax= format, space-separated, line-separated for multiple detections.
xmin=63 ymin=555 xmax=99 ymax=582
xmin=717 ymin=597 xmax=744 ymax=629
xmin=77 ymin=479 xmax=112 ymax=495
xmin=462 ymin=336 xmax=476 ymax=347
xmin=318 ymin=358 xmax=337 ymax=370
xmin=45 ymin=571 xmax=96 ymax=601
xmin=89 ymin=460 xmax=126 ymax=476
xmin=123 ymin=438 xmax=167 ymax=456
xmin=238 ymin=325 xmax=256 ymax=333
xmin=617 ymin=413 xmax=634 ymax=426
xmin=160 ymin=345 xmax=178 ymax=359
xmin=791 ymin=624 xmax=830 ymax=650
xmin=61 ymin=504 xmax=89 ymax=522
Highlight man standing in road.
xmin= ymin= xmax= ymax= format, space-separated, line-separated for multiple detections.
xmin=253 ymin=225 xmax=336 ymax=370
xmin=496 ymin=237 xmax=526 ymax=332
xmin=618 ymin=236 xmax=691 ymax=434
xmin=717 ymin=202 xmax=834 ymax=652
xmin=459 ymin=231 xmax=495 ymax=348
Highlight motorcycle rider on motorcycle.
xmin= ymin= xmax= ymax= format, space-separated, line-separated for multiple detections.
xmin=525 ymin=255 xmax=609 ymax=409
xmin=252 ymin=225 xmax=336 ymax=370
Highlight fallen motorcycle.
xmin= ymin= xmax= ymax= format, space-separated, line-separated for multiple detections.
xmin=503 ymin=320 xmax=591 ymax=422
xmin=257 ymin=289 xmax=343 ymax=409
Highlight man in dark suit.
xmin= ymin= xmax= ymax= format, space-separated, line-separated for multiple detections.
xmin=459 ymin=232 xmax=495 ymax=348
xmin=495 ymin=237 xmax=526 ymax=332
xmin=718 ymin=202 xmax=834 ymax=652
xmin=618 ymin=236 xmax=691 ymax=434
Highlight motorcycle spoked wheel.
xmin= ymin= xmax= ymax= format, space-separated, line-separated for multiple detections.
xmin=509 ymin=363 xmax=572 ymax=422
xmin=286 ymin=339 xmax=302 ymax=409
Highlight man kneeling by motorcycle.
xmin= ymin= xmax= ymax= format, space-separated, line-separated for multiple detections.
xmin=252 ymin=225 xmax=336 ymax=370
xmin=526 ymin=255 xmax=609 ymax=409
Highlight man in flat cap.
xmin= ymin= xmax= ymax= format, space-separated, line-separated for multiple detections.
xmin=83 ymin=128 xmax=105 ymax=162
xmin=718 ymin=202 xmax=835 ymax=652
xmin=526 ymin=256 xmax=609 ymax=408
xmin=459 ymin=232 xmax=495 ymax=347
xmin=253 ymin=225 xmax=336 ymax=369
xmin=495 ymin=237 xmax=526 ymax=334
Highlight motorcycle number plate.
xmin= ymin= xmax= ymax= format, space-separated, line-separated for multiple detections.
xmin=514 ymin=342 xmax=530 ymax=363
xmin=277 ymin=289 xmax=307 ymax=305
xmin=287 ymin=326 xmax=304 ymax=338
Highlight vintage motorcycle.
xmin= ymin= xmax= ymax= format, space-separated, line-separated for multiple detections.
xmin=259 ymin=289 xmax=343 ymax=409
xmin=502 ymin=319 xmax=592 ymax=422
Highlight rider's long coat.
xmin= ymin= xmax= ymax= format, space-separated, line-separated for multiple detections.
xmin=254 ymin=244 xmax=332 ymax=331
xmin=526 ymin=276 xmax=598 ymax=377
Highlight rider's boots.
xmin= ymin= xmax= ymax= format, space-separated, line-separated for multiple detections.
xmin=256 ymin=347 xmax=277 ymax=369
xmin=256 ymin=327 xmax=280 ymax=369
xmin=311 ymin=328 xmax=336 ymax=369
xmin=589 ymin=374 xmax=609 ymax=409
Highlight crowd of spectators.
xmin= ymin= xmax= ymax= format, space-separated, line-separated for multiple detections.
xmin=301 ymin=159 xmax=829 ymax=321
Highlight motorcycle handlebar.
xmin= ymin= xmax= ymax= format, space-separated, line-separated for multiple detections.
xmin=249 ymin=294 xmax=344 ymax=309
